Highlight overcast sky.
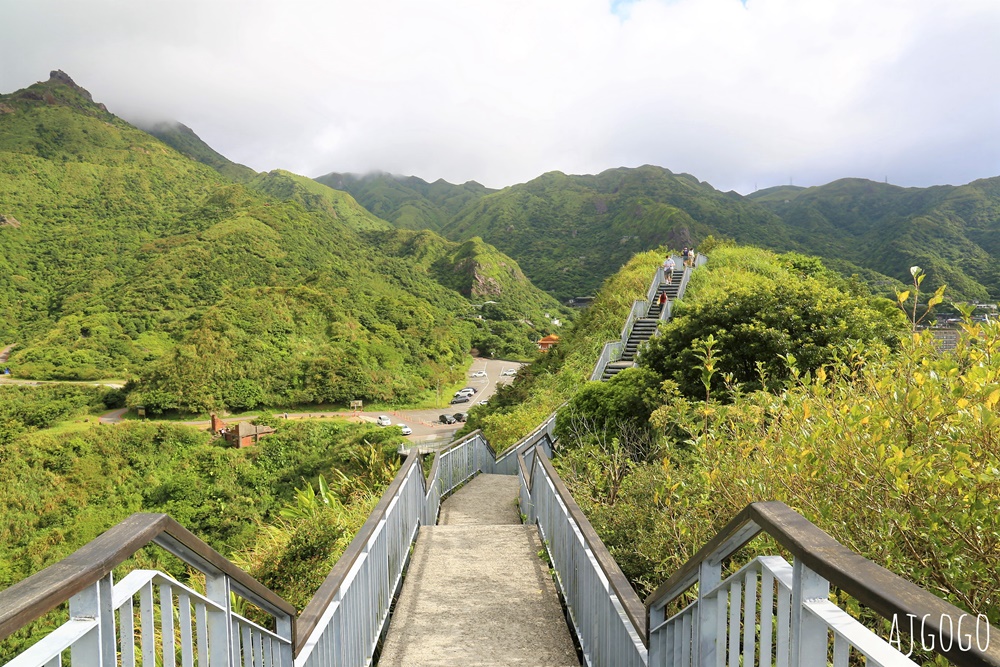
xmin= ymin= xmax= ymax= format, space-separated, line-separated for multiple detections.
xmin=2 ymin=0 xmax=999 ymax=193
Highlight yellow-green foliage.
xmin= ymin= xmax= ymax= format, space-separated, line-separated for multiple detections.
xmin=560 ymin=326 xmax=1000 ymax=624
xmin=470 ymin=249 xmax=665 ymax=450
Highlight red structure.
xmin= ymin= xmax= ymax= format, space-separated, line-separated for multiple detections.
xmin=537 ymin=334 xmax=560 ymax=352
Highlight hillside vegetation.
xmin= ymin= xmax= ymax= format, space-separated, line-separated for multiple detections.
xmin=0 ymin=72 xmax=562 ymax=412
xmin=482 ymin=244 xmax=996 ymax=642
xmin=0 ymin=406 xmax=400 ymax=660
xmin=322 ymin=165 xmax=1000 ymax=306
xmin=750 ymin=177 xmax=1000 ymax=300
xmin=314 ymin=171 xmax=494 ymax=232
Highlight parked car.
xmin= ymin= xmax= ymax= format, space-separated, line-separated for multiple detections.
xmin=450 ymin=395 xmax=470 ymax=405
xmin=376 ymin=415 xmax=391 ymax=426
xmin=398 ymin=424 xmax=412 ymax=436
xmin=439 ymin=414 xmax=457 ymax=424
xmin=452 ymin=412 xmax=468 ymax=422
xmin=470 ymin=370 xmax=487 ymax=378
xmin=501 ymin=368 xmax=516 ymax=376
xmin=460 ymin=387 xmax=477 ymax=395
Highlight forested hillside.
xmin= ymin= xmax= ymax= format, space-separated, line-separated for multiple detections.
xmin=321 ymin=165 xmax=1000 ymax=304
xmin=474 ymin=243 xmax=996 ymax=637
xmin=0 ymin=394 xmax=402 ymax=659
xmin=440 ymin=167 xmax=796 ymax=299
xmin=750 ymin=176 xmax=1000 ymax=300
xmin=314 ymin=171 xmax=494 ymax=232
xmin=0 ymin=72 xmax=562 ymax=412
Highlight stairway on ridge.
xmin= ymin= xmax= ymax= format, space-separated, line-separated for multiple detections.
xmin=378 ymin=474 xmax=579 ymax=667
xmin=601 ymin=271 xmax=681 ymax=381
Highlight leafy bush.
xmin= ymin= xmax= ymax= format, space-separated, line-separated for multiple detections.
xmin=640 ymin=246 xmax=907 ymax=397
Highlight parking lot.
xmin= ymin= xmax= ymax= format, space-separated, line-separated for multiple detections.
xmin=363 ymin=358 xmax=524 ymax=443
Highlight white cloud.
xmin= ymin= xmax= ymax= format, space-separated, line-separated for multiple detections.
xmin=1 ymin=0 xmax=998 ymax=192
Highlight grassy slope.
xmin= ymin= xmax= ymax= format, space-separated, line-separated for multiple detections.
xmin=439 ymin=166 xmax=803 ymax=300
xmin=315 ymin=171 xmax=495 ymax=232
xmin=0 ymin=73 xmax=557 ymax=409
xmin=465 ymin=248 xmax=664 ymax=449
xmin=750 ymin=177 xmax=1000 ymax=300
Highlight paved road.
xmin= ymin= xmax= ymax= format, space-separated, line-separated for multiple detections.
xmin=1 ymin=377 xmax=125 ymax=389
xmin=96 ymin=358 xmax=525 ymax=440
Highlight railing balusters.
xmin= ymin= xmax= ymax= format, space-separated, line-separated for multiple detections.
xmin=195 ymin=600 xmax=209 ymax=667
xmin=68 ymin=582 xmax=101 ymax=666
xmin=760 ymin=567 xmax=774 ymax=667
xmin=728 ymin=581 xmax=741 ymax=667
xmin=119 ymin=594 xmax=136 ymax=667
xmin=178 ymin=592 xmax=194 ymax=667
xmin=159 ymin=582 xmax=176 ymax=667
xmin=742 ymin=569 xmax=757 ymax=667
xmin=775 ymin=578 xmax=791 ymax=667
xmin=139 ymin=581 xmax=156 ymax=665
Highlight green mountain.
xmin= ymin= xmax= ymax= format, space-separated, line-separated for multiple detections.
xmin=0 ymin=71 xmax=561 ymax=411
xmin=438 ymin=166 xmax=802 ymax=300
xmin=327 ymin=163 xmax=1000 ymax=303
xmin=314 ymin=171 xmax=494 ymax=232
xmin=749 ymin=177 xmax=1000 ymax=300
xmin=142 ymin=120 xmax=258 ymax=183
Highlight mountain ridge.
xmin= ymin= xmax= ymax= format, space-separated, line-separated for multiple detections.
xmin=0 ymin=72 xmax=565 ymax=410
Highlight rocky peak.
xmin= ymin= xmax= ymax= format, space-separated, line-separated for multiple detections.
xmin=47 ymin=70 xmax=95 ymax=103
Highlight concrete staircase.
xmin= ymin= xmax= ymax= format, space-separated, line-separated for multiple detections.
xmin=379 ymin=475 xmax=579 ymax=666
xmin=601 ymin=270 xmax=682 ymax=381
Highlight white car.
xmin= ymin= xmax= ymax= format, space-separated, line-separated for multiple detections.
xmin=501 ymin=368 xmax=516 ymax=376
xmin=470 ymin=370 xmax=487 ymax=378
xmin=398 ymin=424 xmax=412 ymax=436
xmin=376 ymin=415 xmax=391 ymax=426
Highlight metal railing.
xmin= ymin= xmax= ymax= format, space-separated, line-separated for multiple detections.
xmin=518 ymin=443 xmax=647 ymax=667
xmin=494 ymin=412 xmax=556 ymax=475
xmin=646 ymin=265 xmax=667 ymax=304
xmin=0 ymin=514 xmax=296 ymax=667
xmin=294 ymin=455 xmax=425 ymax=667
xmin=645 ymin=502 xmax=1000 ymax=667
xmin=294 ymin=423 xmax=556 ymax=666
xmin=591 ymin=341 xmax=623 ymax=381
xmin=620 ymin=300 xmax=649 ymax=347
xmin=422 ymin=431 xmax=497 ymax=525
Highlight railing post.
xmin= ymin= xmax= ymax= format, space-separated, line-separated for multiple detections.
xmin=790 ymin=560 xmax=829 ymax=667
xmin=205 ymin=572 xmax=233 ymax=667
xmin=696 ymin=559 xmax=722 ymax=666
xmin=649 ymin=603 xmax=664 ymax=666
xmin=276 ymin=613 xmax=293 ymax=667
xmin=68 ymin=572 xmax=115 ymax=667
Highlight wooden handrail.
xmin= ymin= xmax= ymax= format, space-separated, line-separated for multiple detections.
xmin=533 ymin=445 xmax=648 ymax=645
xmin=644 ymin=501 xmax=1000 ymax=667
xmin=0 ymin=513 xmax=296 ymax=642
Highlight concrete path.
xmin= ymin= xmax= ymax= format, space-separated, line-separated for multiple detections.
xmin=378 ymin=474 xmax=579 ymax=667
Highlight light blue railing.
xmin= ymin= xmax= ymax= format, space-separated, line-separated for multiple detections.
xmin=522 ymin=443 xmax=648 ymax=667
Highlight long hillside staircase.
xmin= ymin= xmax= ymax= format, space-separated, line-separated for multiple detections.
xmin=601 ymin=266 xmax=684 ymax=381
xmin=3 ymin=250 xmax=999 ymax=667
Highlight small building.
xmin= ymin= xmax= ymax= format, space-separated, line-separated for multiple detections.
xmin=537 ymin=334 xmax=560 ymax=352
xmin=211 ymin=414 xmax=275 ymax=448
xmin=223 ymin=421 xmax=276 ymax=448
